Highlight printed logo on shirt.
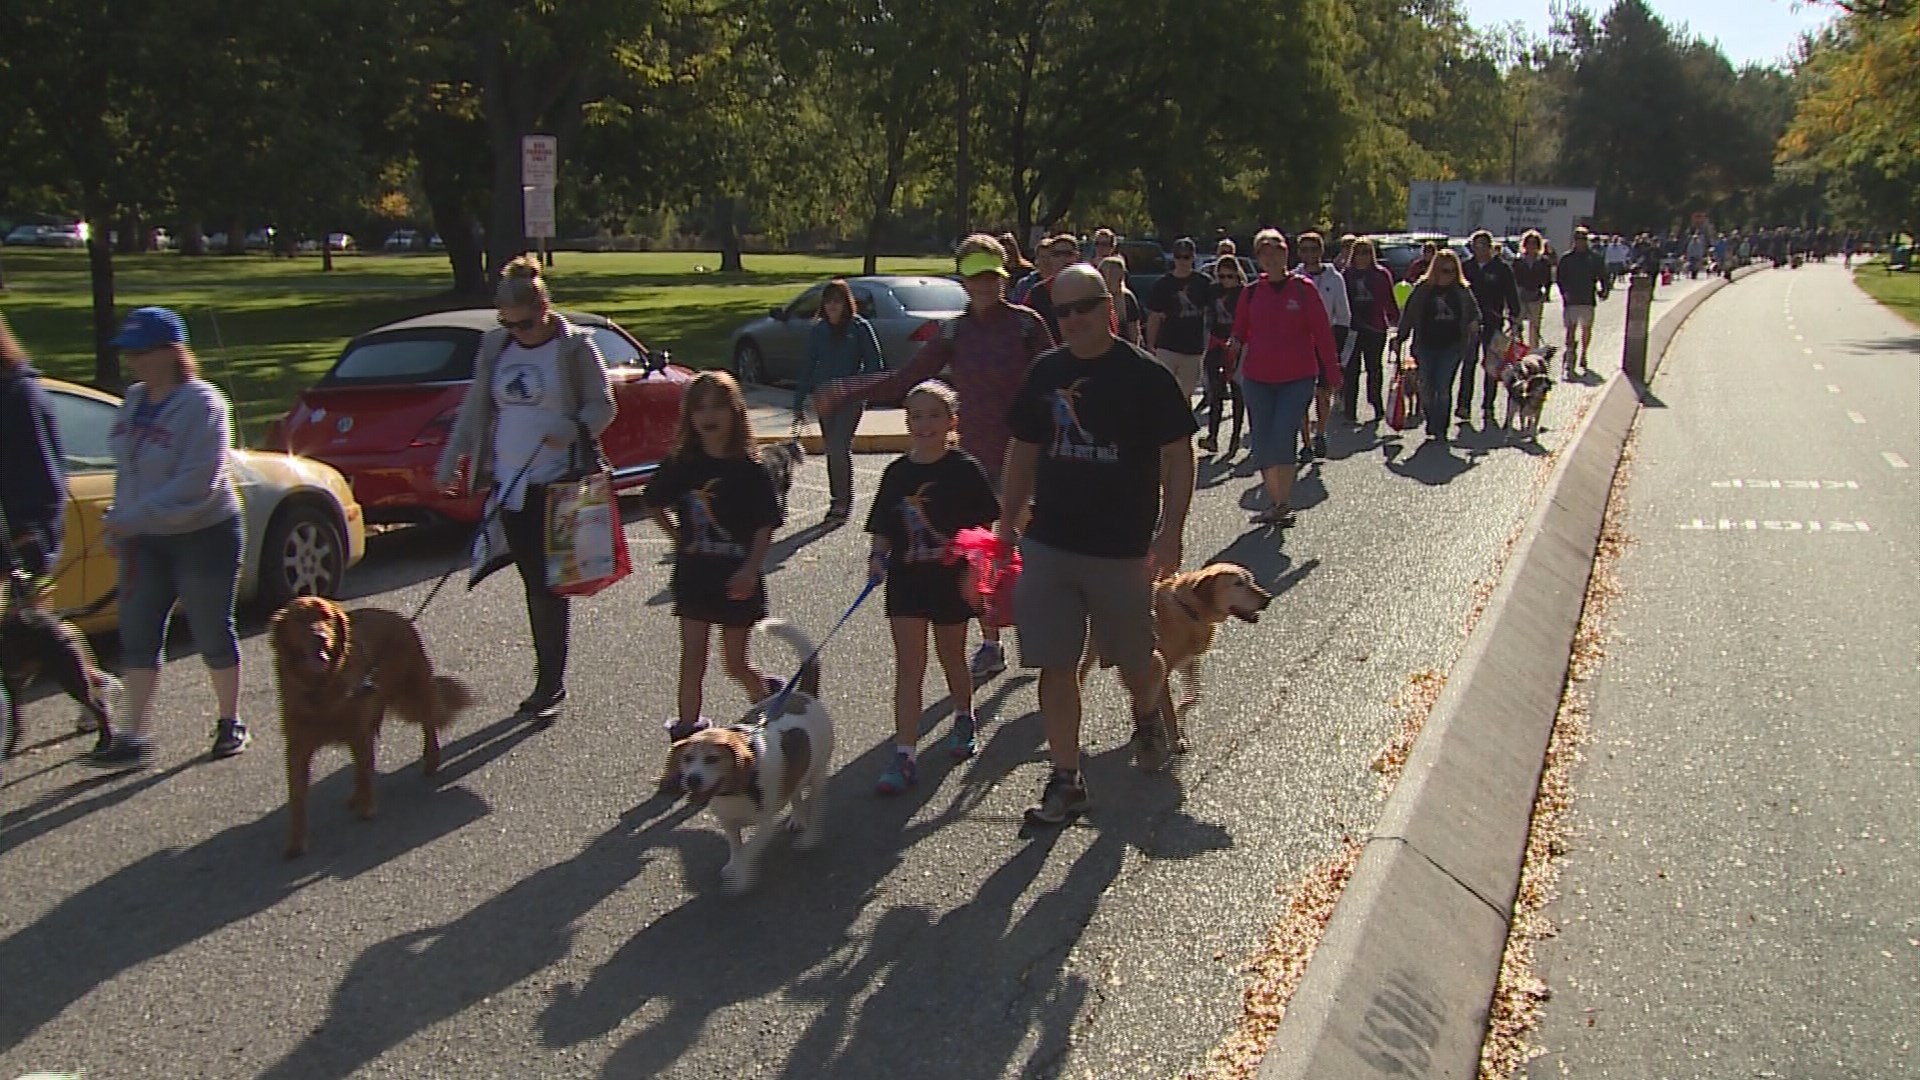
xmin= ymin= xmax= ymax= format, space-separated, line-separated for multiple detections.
xmin=112 ymin=416 xmax=177 ymax=455
xmin=498 ymin=363 xmax=548 ymax=406
xmin=1047 ymin=379 xmax=1119 ymax=464
xmin=899 ymin=482 xmax=951 ymax=564
xmin=680 ymin=480 xmax=746 ymax=558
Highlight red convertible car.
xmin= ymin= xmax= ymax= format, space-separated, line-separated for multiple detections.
xmin=269 ymin=309 xmax=692 ymax=525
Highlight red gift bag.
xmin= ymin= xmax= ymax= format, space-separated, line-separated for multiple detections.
xmin=1387 ymin=368 xmax=1422 ymax=432
xmin=545 ymin=472 xmax=633 ymax=597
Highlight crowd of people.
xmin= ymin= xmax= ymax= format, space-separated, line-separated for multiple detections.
xmin=0 ymin=211 xmax=1816 ymax=824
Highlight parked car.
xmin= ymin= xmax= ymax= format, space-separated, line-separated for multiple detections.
xmin=270 ymin=310 xmax=691 ymax=525
xmin=40 ymin=378 xmax=366 ymax=633
xmin=383 ymin=229 xmax=420 ymax=252
xmin=728 ymin=276 xmax=970 ymax=387
xmin=38 ymin=224 xmax=86 ymax=248
xmin=5 ymin=225 xmax=47 ymax=246
xmin=328 ymin=232 xmax=355 ymax=252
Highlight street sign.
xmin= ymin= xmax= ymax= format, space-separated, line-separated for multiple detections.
xmin=523 ymin=185 xmax=556 ymax=239
xmin=521 ymin=134 xmax=558 ymax=188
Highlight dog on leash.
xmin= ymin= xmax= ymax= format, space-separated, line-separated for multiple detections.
xmin=1501 ymin=345 xmax=1557 ymax=438
xmin=269 ymin=596 xmax=475 ymax=858
xmin=1080 ymin=562 xmax=1272 ymax=762
xmin=664 ymin=619 xmax=833 ymax=895
xmin=758 ymin=438 xmax=806 ymax=516
xmin=1 ymin=573 xmax=119 ymax=759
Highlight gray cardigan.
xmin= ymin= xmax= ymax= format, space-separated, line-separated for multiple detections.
xmin=434 ymin=318 xmax=616 ymax=492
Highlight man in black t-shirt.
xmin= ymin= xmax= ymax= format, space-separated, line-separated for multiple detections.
xmin=1461 ymin=229 xmax=1524 ymax=423
xmin=1000 ymin=264 xmax=1198 ymax=825
xmin=1145 ymin=237 xmax=1214 ymax=402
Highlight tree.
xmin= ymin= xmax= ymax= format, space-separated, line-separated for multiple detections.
xmin=1779 ymin=3 xmax=1920 ymax=233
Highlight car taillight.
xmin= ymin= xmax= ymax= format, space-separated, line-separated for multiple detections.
xmin=909 ymin=320 xmax=941 ymax=342
xmin=410 ymin=407 xmax=459 ymax=448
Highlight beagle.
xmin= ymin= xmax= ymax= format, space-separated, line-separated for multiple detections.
xmin=666 ymin=619 xmax=834 ymax=895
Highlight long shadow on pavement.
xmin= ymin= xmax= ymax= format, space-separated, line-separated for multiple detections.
xmin=1383 ymin=438 xmax=1474 ymax=486
xmin=0 ymin=770 xmax=488 ymax=1052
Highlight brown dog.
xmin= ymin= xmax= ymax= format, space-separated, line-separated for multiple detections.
xmin=269 ymin=596 xmax=474 ymax=858
xmin=1081 ymin=562 xmax=1272 ymax=754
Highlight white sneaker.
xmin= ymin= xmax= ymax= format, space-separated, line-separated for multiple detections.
xmin=968 ymin=641 xmax=1007 ymax=679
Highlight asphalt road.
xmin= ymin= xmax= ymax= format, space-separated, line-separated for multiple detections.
xmin=1526 ymin=264 xmax=1920 ymax=1078
xmin=1 ymin=277 xmax=1710 ymax=1080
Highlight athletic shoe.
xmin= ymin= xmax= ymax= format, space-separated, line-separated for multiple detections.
xmin=1296 ymin=442 xmax=1314 ymax=466
xmin=1312 ymin=433 xmax=1328 ymax=460
xmin=1023 ymin=769 xmax=1089 ymax=825
xmin=1132 ymin=708 xmax=1173 ymax=773
xmin=943 ymin=713 xmax=978 ymax=759
xmin=516 ymin=687 xmax=567 ymax=722
xmin=875 ymin=751 xmax=918 ymax=795
xmin=211 ymin=718 xmax=251 ymax=759
xmin=666 ymin=714 xmax=713 ymax=741
xmin=86 ymin=734 xmax=155 ymax=769
xmin=1198 ymin=435 xmax=1218 ymax=453
xmin=968 ymin=641 xmax=1007 ymax=679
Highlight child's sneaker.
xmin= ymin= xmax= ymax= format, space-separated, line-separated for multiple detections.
xmin=968 ymin=641 xmax=1007 ymax=679
xmin=665 ymin=715 xmax=713 ymax=741
xmin=1023 ymin=768 xmax=1089 ymax=825
xmin=943 ymin=714 xmax=978 ymax=759
xmin=875 ymin=751 xmax=917 ymax=795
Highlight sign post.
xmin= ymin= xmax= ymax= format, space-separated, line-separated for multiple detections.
xmin=520 ymin=134 xmax=558 ymax=267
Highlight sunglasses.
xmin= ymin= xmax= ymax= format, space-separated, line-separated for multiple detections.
xmin=498 ymin=315 xmax=540 ymax=331
xmin=1174 ymin=253 xmax=1194 ymax=261
xmin=1055 ymin=296 xmax=1107 ymax=318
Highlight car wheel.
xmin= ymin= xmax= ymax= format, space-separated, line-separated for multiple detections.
xmin=258 ymin=503 xmax=347 ymax=611
xmin=734 ymin=339 xmax=768 ymax=386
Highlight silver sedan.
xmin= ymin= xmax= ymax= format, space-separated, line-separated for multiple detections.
xmin=728 ymin=275 xmax=969 ymax=387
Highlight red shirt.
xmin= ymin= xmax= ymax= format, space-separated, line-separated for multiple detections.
xmin=1231 ymin=272 xmax=1342 ymax=387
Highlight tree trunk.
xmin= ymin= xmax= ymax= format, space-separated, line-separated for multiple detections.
xmin=182 ymin=220 xmax=206 ymax=256
xmin=116 ymin=212 xmax=140 ymax=255
xmin=321 ymin=237 xmax=335 ymax=272
xmin=714 ymin=196 xmax=743 ymax=273
xmin=225 ymin=216 xmax=247 ymax=255
xmin=423 ymin=160 xmax=487 ymax=297
xmin=85 ymin=202 xmax=119 ymax=390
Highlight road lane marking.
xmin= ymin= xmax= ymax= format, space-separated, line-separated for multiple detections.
xmin=1849 ymin=411 xmax=1867 ymax=424
xmin=1796 ymin=334 xmax=1805 ymax=342
xmin=1827 ymin=385 xmax=1842 ymax=393
xmin=1679 ymin=519 xmax=1872 ymax=532
xmin=1710 ymin=480 xmax=1858 ymax=489
xmin=1885 ymin=452 xmax=1911 ymax=469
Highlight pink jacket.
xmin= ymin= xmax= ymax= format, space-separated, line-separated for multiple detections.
xmin=1232 ymin=272 xmax=1342 ymax=387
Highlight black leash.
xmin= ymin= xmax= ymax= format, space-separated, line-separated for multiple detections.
xmin=406 ymin=448 xmax=543 ymax=626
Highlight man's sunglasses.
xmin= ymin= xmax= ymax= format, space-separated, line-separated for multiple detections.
xmin=498 ymin=315 xmax=540 ymax=331
xmin=1055 ymin=296 xmax=1107 ymax=317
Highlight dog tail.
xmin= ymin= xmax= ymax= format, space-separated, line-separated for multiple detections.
xmin=758 ymin=618 xmax=820 ymax=700
xmin=431 ymin=676 xmax=476 ymax=728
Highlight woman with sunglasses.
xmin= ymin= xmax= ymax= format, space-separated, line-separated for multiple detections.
xmin=1200 ymin=257 xmax=1247 ymax=454
xmin=435 ymin=255 xmax=615 ymax=722
xmin=1342 ymin=239 xmax=1401 ymax=422
xmin=1390 ymin=249 xmax=1481 ymax=444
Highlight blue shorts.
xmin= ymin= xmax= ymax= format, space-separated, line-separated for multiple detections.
xmin=117 ymin=515 xmax=243 ymax=670
xmin=1240 ymin=376 xmax=1317 ymax=470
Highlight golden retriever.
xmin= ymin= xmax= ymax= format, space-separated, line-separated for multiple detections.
xmin=1081 ymin=562 xmax=1272 ymax=753
xmin=269 ymin=596 xmax=474 ymax=858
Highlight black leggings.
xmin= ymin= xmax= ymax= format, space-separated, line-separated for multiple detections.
xmin=1343 ymin=327 xmax=1388 ymax=417
xmin=1204 ymin=347 xmax=1244 ymax=445
xmin=500 ymin=484 xmax=572 ymax=696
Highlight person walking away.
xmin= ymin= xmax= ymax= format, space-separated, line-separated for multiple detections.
xmin=1100 ymin=255 xmax=1146 ymax=347
xmin=1460 ymin=230 xmax=1523 ymax=424
xmin=0 ymin=313 xmax=68 ymax=589
xmin=865 ymin=380 xmax=1001 ymax=794
xmin=998 ymin=264 xmax=1196 ymax=824
xmin=1390 ymin=251 xmax=1481 ymax=445
xmin=1341 ymin=239 xmax=1400 ymax=423
xmin=1200 ymin=254 xmax=1248 ymax=454
xmin=1606 ymin=235 xmax=1630 ymax=283
xmin=1144 ymin=237 xmax=1214 ymax=405
xmin=793 ymin=278 xmax=885 ymax=525
xmin=436 ymin=255 xmax=614 ymax=723
xmin=1229 ymin=230 xmax=1340 ymax=527
xmin=1555 ymin=227 xmax=1609 ymax=377
xmin=1687 ymin=232 xmax=1707 ymax=279
xmin=1293 ymin=232 xmax=1351 ymax=459
xmin=1512 ymin=230 xmax=1553 ymax=350
xmin=87 ymin=307 xmax=249 ymax=767
xmin=845 ymin=233 xmax=1053 ymax=681
xmin=644 ymin=371 xmax=785 ymax=741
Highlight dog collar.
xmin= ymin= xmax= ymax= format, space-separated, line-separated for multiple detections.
xmin=1171 ymin=592 xmax=1204 ymax=621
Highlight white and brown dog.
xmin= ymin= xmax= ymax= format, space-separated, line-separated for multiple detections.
xmin=1501 ymin=345 xmax=1557 ymax=438
xmin=665 ymin=619 xmax=833 ymax=895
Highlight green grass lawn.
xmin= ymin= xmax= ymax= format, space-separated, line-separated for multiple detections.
xmin=1853 ymin=262 xmax=1920 ymax=327
xmin=0 ymin=248 xmax=949 ymax=442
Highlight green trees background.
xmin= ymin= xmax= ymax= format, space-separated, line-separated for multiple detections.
xmin=2 ymin=0 xmax=1912 ymax=334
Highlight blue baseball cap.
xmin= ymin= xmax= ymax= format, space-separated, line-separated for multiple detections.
xmin=111 ymin=306 xmax=188 ymax=351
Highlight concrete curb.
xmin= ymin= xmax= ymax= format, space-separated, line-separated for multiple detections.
xmin=1256 ymin=267 xmax=1762 ymax=1078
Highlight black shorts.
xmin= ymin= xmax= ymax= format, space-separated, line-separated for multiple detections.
xmin=671 ymin=557 xmax=768 ymax=627
xmin=884 ymin=564 xmax=976 ymax=625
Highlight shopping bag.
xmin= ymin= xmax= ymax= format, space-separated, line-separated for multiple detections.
xmin=1387 ymin=368 xmax=1422 ymax=432
xmin=950 ymin=527 xmax=1021 ymax=629
xmin=467 ymin=493 xmax=513 ymax=591
xmin=544 ymin=471 xmax=632 ymax=597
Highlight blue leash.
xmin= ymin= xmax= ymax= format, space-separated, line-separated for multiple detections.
xmin=762 ymin=564 xmax=885 ymax=719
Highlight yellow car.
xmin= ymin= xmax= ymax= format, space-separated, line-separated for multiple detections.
xmin=39 ymin=379 xmax=368 ymax=634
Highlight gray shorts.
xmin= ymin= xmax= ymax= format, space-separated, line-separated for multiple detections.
xmin=1013 ymin=539 xmax=1156 ymax=671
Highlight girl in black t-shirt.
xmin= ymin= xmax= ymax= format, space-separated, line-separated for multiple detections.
xmin=643 ymin=372 xmax=785 ymax=740
xmin=864 ymin=380 xmax=1000 ymax=795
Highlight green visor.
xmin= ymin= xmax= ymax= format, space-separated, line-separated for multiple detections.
xmin=958 ymin=251 xmax=1007 ymax=278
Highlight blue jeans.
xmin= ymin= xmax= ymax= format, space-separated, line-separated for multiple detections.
xmin=820 ymin=401 xmax=864 ymax=512
xmin=117 ymin=515 xmax=243 ymax=671
xmin=1241 ymin=376 xmax=1317 ymax=470
xmin=1415 ymin=343 xmax=1464 ymax=437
